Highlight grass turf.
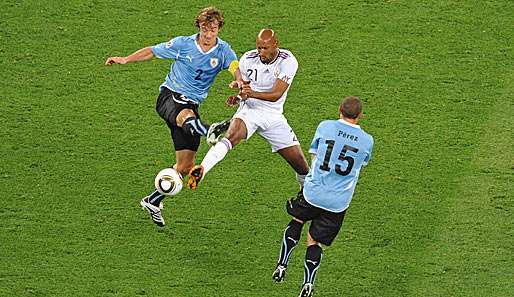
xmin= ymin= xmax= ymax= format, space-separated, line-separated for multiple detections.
xmin=1 ymin=1 xmax=513 ymax=296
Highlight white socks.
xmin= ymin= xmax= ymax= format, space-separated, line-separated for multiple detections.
xmin=296 ymin=173 xmax=307 ymax=187
xmin=201 ymin=138 xmax=233 ymax=175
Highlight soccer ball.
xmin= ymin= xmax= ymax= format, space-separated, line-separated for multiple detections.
xmin=154 ymin=168 xmax=183 ymax=196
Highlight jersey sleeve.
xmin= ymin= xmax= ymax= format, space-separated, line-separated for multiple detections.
xmin=362 ymin=135 xmax=374 ymax=166
xmin=151 ymin=37 xmax=182 ymax=59
xmin=309 ymin=122 xmax=324 ymax=154
xmin=277 ymin=54 xmax=298 ymax=85
xmin=221 ymin=45 xmax=238 ymax=70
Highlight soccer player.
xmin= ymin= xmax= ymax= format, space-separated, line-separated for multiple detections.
xmin=272 ymin=96 xmax=374 ymax=297
xmin=187 ymin=28 xmax=309 ymax=190
xmin=105 ymin=7 xmax=241 ymax=227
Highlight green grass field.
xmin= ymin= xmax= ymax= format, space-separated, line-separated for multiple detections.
xmin=1 ymin=1 xmax=513 ymax=296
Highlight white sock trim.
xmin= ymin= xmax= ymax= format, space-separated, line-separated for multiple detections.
xmin=220 ymin=137 xmax=233 ymax=150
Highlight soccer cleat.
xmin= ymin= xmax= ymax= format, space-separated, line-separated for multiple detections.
xmin=140 ymin=197 xmax=165 ymax=227
xmin=272 ymin=265 xmax=287 ymax=282
xmin=298 ymin=283 xmax=314 ymax=297
xmin=187 ymin=165 xmax=204 ymax=190
xmin=206 ymin=119 xmax=231 ymax=146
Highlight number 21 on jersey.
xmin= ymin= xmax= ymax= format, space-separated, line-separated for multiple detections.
xmin=247 ymin=69 xmax=257 ymax=81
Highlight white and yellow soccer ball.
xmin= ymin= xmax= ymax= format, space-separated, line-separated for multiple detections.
xmin=154 ymin=168 xmax=183 ymax=196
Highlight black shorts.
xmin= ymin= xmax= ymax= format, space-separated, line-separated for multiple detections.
xmin=286 ymin=190 xmax=347 ymax=246
xmin=155 ymin=87 xmax=201 ymax=151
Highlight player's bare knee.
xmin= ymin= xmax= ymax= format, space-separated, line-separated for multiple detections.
xmin=176 ymin=108 xmax=196 ymax=127
xmin=226 ymin=134 xmax=243 ymax=147
xmin=224 ymin=119 xmax=247 ymax=146
xmin=225 ymin=128 xmax=246 ymax=147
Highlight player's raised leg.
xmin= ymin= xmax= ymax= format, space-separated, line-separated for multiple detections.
xmin=207 ymin=118 xmax=232 ymax=145
xmin=177 ymin=108 xmax=210 ymax=137
xmin=277 ymin=145 xmax=309 ymax=187
xmin=187 ymin=118 xmax=248 ymax=189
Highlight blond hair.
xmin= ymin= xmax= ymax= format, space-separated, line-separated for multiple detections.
xmin=195 ymin=7 xmax=225 ymax=29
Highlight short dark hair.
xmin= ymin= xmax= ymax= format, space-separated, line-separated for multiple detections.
xmin=195 ymin=7 xmax=225 ymax=29
xmin=340 ymin=96 xmax=362 ymax=119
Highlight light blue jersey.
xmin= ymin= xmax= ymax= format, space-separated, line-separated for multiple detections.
xmin=152 ymin=34 xmax=237 ymax=104
xmin=303 ymin=119 xmax=374 ymax=213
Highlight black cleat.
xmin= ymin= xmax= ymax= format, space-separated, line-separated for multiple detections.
xmin=298 ymin=283 xmax=314 ymax=297
xmin=272 ymin=265 xmax=287 ymax=282
xmin=206 ymin=119 xmax=231 ymax=146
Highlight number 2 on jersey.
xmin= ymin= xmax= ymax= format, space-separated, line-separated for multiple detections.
xmin=319 ymin=140 xmax=359 ymax=176
xmin=194 ymin=69 xmax=204 ymax=80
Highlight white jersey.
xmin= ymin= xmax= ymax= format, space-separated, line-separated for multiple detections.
xmin=239 ymin=49 xmax=298 ymax=114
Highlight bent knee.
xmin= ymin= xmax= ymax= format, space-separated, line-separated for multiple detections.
xmin=225 ymin=121 xmax=247 ymax=146
xmin=176 ymin=109 xmax=196 ymax=127
xmin=226 ymin=135 xmax=243 ymax=147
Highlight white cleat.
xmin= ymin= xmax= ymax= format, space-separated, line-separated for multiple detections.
xmin=298 ymin=283 xmax=314 ymax=297
xmin=140 ymin=197 xmax=165 ymax=227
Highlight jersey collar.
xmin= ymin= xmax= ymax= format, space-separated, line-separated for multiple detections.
xmin=260 ymin=49 xmax=281 ymax=65
xmin=338 ymin=118 xmax=361 ymax=129
xmin=193 ymin=33 xmax=219 ymax=54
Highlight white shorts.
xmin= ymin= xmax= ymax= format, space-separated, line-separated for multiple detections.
xmin=233 ymin=104 xmax=300 ymax=152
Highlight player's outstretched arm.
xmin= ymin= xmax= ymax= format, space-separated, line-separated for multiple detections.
xmin=105 ymin=47 xmax=154 ymax=65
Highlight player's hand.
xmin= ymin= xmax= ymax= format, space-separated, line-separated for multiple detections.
xmin=105 ymin=57 xmax=127 ymax=65
xmin=240 ymin=84 xmax=252 ymax=98
xmin=226 ymin=95 xmax=242 ymax=107
xmin=228 ymin=80 xmax=243 ymax=89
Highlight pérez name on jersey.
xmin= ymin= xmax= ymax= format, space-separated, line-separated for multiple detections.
xmin=337 ymin=130 xmax=359 ymax=142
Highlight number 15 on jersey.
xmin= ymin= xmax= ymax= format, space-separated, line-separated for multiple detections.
xmin=319 ymin=140 xmax=359 ymax=176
